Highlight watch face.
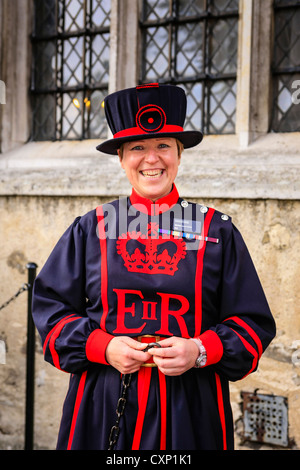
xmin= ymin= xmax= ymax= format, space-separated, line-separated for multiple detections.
xmin=195 ymin=357 xmax=202 ymax=368
xmin=195 ymin=354 xmax=206 ymax=368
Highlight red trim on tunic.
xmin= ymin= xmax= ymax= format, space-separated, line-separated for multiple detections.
xmin=96 ymin=205 xmax=109 ymax=331
xmin=228 ymin=328 xmax=259 ymax=378
xmin=43 ymin=314 xmax=81 ymax=370
xmin=215 ymin=373 xmax=227 ymax=450
xmin=85 ymin=328 xmax=113 ymax=365
xmin=158 ymin=369 xmax=167 ymax=450
xmin=131 ymin=336 xmax=168 ymax=450
xmin=43 ymin=314 xmax=75 ymax=355
xmin=198 ymin=329 xmax=224 ymax=366
xmin=67 ymin=371 xmax=87 ymax=450
xmin=131 ymin=368 xmax=167 ymax=450
xmin=132 ymin=367 xmax=152 ymax=450
xmin=194 ymin=208 xmax=215 ymax=336
xmin=224 ymin=316 xmax=263 ymax=358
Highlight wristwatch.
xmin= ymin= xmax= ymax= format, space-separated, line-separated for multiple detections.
xmin=190 ymin=338 xmax=207 ymax=368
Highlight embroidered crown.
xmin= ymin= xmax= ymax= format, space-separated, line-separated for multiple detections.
xmin=116 ymin=223 xmax=186 ymax=276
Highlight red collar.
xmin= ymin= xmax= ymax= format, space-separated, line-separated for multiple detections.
xmin=130 ymin=185 xmax=179 ymax=215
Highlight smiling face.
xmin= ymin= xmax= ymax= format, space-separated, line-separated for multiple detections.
xmin=118 ymin=138 xmax=182 ymax=201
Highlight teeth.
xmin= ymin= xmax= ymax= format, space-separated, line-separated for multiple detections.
xmin=141 ymin=169 xmax=163 ymax=178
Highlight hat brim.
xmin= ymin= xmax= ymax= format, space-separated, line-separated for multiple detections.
xmin=96 ymin=130 xmax=203 ymax=155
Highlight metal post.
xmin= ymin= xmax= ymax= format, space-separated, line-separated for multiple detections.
xmin=25 ymin=262 xmax=38 ymax=451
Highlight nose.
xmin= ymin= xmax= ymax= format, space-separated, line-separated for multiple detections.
xmin=144 ymin=147 xmax=159 ymax=163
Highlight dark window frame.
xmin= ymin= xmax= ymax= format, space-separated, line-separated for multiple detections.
xmin=30 ymin=0 xmax=111 ymax=141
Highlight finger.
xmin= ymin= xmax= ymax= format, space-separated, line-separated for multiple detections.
xmin=121 ymin=336 xmax=146 ymax=350
xmin=157 ymin=337 xmax=175 ymax=348
xmin=153 ymin=358 xmax=184 ymax=376
xmin=148 ymin=344 xmax=174 ymax=358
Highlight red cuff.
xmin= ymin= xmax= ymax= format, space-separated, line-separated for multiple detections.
xmin=198 ymin=330 xmax=223 ymax=367
xmin=86 ymin=329 xmax=114 ymax=365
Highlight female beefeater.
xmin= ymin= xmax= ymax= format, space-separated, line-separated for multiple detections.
xmin=32 ymin=83 xmax=276 ymax=450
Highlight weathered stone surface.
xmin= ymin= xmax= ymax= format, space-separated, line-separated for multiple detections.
xmin=0 ymin=194 xmax=299 ymax=449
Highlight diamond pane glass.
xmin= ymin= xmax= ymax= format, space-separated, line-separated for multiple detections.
xmin=178 ymin=0 xmax=206 ymax=17
xmin=176 ymin=23 xmax=204 ymax=77
xmin=61 ymin=91 xmax=83 ymax=139
xmin=207 ymin=80 xmax=236 ymax=133
xmin=88 ymin=89 xmax=108 ymax=138
xmin=180 ymin=82 xmax=203 ymax=131
xmin=63 ymin=37 xmax=84 ymax=87
xmin=209 ymin=19 xmax=238 ymax=75
xmin=213 ymin=0 xmax=239 ymax=13
xmin=273 ymin=8 xmax=300 ymax=70
xmin=90 ymin=33 xmax=110 ymax=85
xmin=271 ymin=2 xmax=300 ymax=132
xmin=143 ymin=26 xmax=170 ymax=80
xmin=141 ymin=0 xmax=170 ymax=21
xmin=31 ymin=0 xmax=111 ymax=141
xmin=140 ymin=0 xmax=238 ymax=135
xmin=64 ymin=0 xmax=85 ymax=32
xmin=91 ymin=0 xmax=111 ymax=27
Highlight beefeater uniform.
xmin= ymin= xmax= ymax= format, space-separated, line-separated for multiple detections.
xmin=32 ymin=84 xmax=276 ymax=450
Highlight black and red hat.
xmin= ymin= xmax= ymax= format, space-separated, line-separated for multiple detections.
xmin=96 ymin=83 xmax=203 ymax=155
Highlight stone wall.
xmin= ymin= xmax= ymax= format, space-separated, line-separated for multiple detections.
xmin=0 ymin=192 xmax=299 ymax=450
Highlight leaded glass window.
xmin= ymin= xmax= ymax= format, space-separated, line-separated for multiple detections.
xmin=271 ymin=0 xmax=300 ymax=132
xmin=139 ymin=0 xmax=239 ymax=135
xmin=31 ymin=0 xmax=111 ymax=141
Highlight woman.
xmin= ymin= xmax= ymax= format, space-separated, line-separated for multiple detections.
xmin=32 ymin=83 xmax=276 ymax=450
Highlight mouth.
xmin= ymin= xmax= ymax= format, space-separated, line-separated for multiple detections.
xmin=140 ymin=169 xmax=164 ymax=178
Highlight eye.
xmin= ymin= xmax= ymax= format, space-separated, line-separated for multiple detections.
xmin=130 ymin=145 xmax=144 ymax=151
xmin=158 ymin=143 xmax=169 ymax=149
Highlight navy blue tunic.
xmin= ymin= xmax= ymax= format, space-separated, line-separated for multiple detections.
xmin=32 ymin=185 xmax=276 ymax=450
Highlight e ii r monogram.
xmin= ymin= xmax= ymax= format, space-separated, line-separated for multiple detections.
xmin=113 ymin=288 xmax=190 ymax=337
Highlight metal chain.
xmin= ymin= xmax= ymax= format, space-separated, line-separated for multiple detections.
xmin=107 ymin=342 xmax=161 ymax=450
xmin=0 ymin=283 xmax=29 ymax=312
xmin=108 ymin=372 xmax=132 ymax=450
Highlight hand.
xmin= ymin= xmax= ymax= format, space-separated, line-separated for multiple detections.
xmin=105 ymin=336 xmax=151 ymax=374
xmin=148 ymin=337 xmax=199 ymax=376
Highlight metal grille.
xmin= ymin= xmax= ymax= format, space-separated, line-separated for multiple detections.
xmin=139 ymin=0 xmax=239 ymax=135
xmin=31 ymin=0 xmax=111 ymax=141
xmin=241 ymin=391 xmax=289 ymax=447
xmin=271 ymin=0 xmax=300 ymax=132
